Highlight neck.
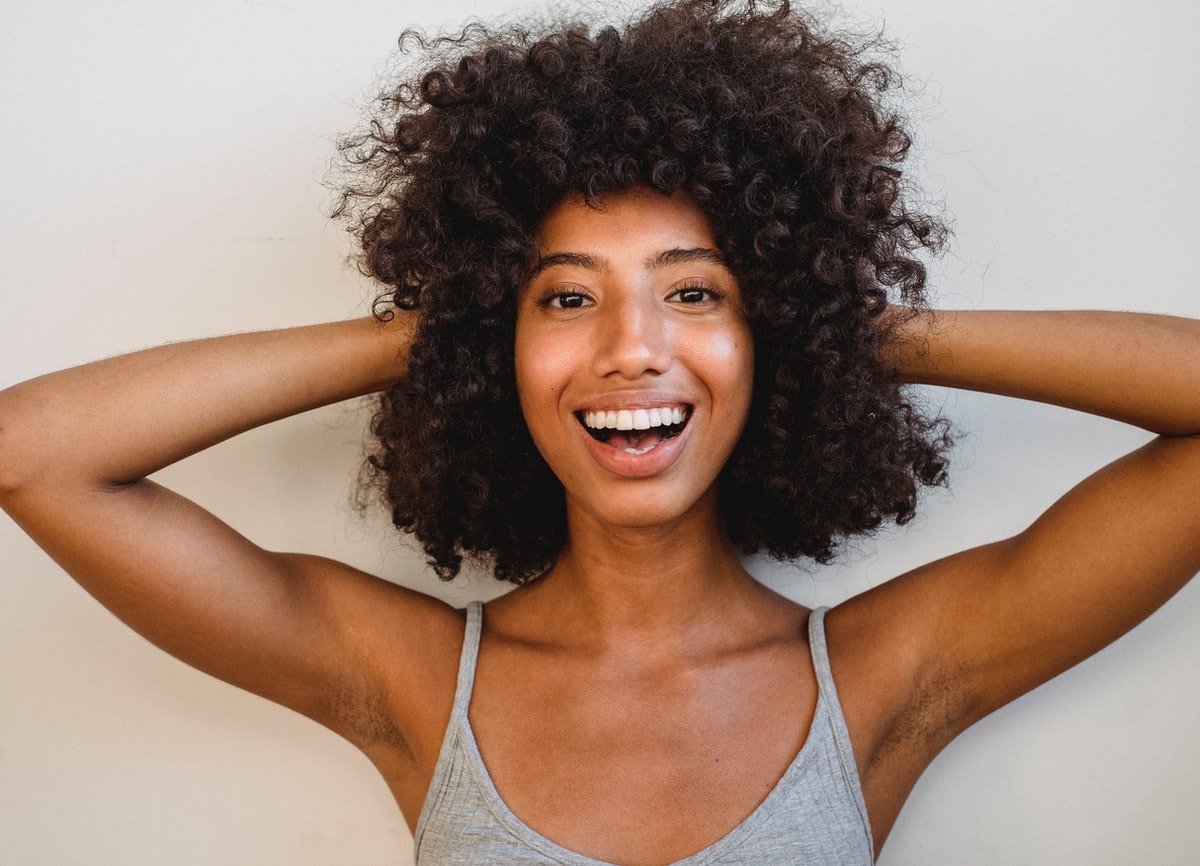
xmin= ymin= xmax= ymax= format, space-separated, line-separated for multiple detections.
xmin=520 ymin=489 xmax=766 ymax=650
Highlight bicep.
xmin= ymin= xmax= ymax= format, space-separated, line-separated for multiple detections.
xmin=834 ymin=435 xmax=1200 ymax=827
xmin=7 ymin=476 xmax=435 ymax=736
xmin=910 ymin=433 xmax=1200 ymax=732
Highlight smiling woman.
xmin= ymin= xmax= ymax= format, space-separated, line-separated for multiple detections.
xmin=1 ymin=1 xmax=1199 ymax=866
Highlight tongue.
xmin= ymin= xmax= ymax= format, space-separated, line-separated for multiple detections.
xmin=607 ymin=429 xmax=667 ymax=452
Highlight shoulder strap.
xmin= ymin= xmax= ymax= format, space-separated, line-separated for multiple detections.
xmin=808 ymin=606 xmax=875 ymax=851
xmin=807 ymin=606 xmax=836 ymax=694
xmin=449 ymin=600 xmax=484 ymax=724
xmin=412 ymin=600 xmax=484 ymax=857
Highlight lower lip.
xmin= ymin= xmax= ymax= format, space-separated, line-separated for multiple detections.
xmin=578 ymin=419 xmax=692 ymax=478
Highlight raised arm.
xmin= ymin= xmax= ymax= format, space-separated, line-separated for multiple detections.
xmin=886 ymin=309 xmax=1200 ymax=436
xmin=835 ymin=308 xmax=1200 ymax=843
xmin=0 ymin=316 xmax=458 ymax=751
xmin=0 ymin=317 xmax=412 ymax=486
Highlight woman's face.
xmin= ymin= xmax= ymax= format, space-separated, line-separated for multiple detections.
xmin=515 ymin=187 xmax=754 ymax=531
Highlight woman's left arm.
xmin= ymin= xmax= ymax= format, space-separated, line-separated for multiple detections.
xmin=852 ymin=308 xmax=1200 ymax=754
xmin=888 ymin=309 xmax=1200 ymax=436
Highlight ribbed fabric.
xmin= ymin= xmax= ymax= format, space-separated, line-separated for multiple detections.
xmin=414 ymin=603 xmax=874 ymax=865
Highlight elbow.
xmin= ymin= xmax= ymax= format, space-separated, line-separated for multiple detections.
xmin=0 ymin=410 xmax=22 ymax=500
xmin=0 ymin=435 xmax=21 ymax=503
xmin=0 ymin=385 xmax=42 ymax=499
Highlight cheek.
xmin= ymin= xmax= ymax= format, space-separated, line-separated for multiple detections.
xmin=699 ymin=322 xmax=755 ymax=424
xmin=514 ymin=325 xmax=571 ymax=437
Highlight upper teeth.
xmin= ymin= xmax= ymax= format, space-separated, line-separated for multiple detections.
xmin=583 ymin=407 xmax=686 ymax=431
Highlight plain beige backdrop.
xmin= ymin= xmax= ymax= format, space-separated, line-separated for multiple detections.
xmin=2 ymin=0 xmax=1199 ymax=863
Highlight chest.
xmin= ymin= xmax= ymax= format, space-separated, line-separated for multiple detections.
xmin=466 ymin=641 xmax=818 ymax=865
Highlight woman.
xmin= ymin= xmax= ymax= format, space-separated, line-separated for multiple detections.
xmin=1 ymin=1 xmax=1198 ymax=864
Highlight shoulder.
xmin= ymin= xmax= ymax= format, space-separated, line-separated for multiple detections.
xmin=291 ymin=555 xmax=468 ymax=756
xmin=823 ymin=557 xmax=989 ymax=746
xmin=820 ymin=569 xmax=978 ymax=842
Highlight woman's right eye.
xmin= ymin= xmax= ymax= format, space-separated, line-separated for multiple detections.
xmin=544 ymin=291 xmax=592 ymax=309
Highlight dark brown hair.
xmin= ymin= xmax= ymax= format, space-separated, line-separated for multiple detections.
xmin=336 ymin=0 xmax=951 ymax=584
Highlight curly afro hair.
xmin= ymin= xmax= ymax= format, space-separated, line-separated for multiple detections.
xmin=335 ymin=0 xmax=952 ymax=584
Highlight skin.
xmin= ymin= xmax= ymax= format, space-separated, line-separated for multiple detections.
xmin=1 ymin=188 xmax=1199 ymax=863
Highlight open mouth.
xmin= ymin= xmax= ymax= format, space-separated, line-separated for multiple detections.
xmin=578 ymin=406 xmax=692 ymax=455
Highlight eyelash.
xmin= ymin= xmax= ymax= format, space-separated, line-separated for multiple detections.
xmin=669 ymin=281 xmax=724 ymax=304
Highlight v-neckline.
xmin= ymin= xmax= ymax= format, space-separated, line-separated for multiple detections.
xmin=450 ymin=605 xmax=833 ymax=866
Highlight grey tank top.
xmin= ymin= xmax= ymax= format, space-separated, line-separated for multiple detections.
xmin=414 ymin=603 xmax=875 ymax=865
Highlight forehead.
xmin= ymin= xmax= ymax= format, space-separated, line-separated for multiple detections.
xmin=535 ymin=188 xmax=719 ymax=254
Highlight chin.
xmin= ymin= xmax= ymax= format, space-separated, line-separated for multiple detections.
xmin=568 ymin=483 xmax=719 ymax=534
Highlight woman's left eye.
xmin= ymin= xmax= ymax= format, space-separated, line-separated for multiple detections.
xmin=668 ymin=284 xmax=720 ymax=304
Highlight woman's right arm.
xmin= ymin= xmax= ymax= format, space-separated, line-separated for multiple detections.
xmin=0 ymin=315 xmax=459 ymax=749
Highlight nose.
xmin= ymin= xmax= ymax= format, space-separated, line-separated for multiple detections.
xmin=592 ymin=292 xmax=672 ymax=380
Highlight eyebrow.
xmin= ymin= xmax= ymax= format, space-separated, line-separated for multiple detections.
xmin=528 ymin=251 xmax=606 ymax=278
xmin=529 ymin=247 xmax=726 ymax=278
xmin=649 ymin=247 xmax=727 ymax=269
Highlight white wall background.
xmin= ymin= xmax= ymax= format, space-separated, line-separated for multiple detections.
xmin=2 ymin=0 xmax=1198 ymax=863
